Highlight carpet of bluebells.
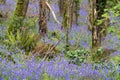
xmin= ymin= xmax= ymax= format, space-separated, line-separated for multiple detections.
xmin=0 ymin=54 xmax=120 ymax=80
xmin=0 ymin=0 xmax=120 ymax=80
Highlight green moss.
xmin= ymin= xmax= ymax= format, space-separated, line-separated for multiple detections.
xmin=0 ymin=0 xmax=5 ymax=5
xmin=14 ymin=0 xmax=24 ymax=17
xmin=8 ymin=0 xmax=24 ymax=34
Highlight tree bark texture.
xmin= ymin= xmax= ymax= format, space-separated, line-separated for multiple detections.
xmin=39 ymin=0 xmax=47 ymax=37
xmin=59 ymin=0 xmax=80 ymax=25
xmin=8 ymin=0 xmax=29 ymax=34
xmin=89 ymin=0 xmax=107 ymax=49
xmin=23 ymin=0 xmax=29 ymax=17
xmin=72 ymin=0 xmax=80 ymax=25
xmin=62 ymin=0 xmax=74 ymax=51
xmin=0 ymin=0 xmax=6 ymax=5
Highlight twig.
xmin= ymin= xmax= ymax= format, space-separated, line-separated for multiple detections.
xmin=43 ymin=36 xmax=65 ymax=61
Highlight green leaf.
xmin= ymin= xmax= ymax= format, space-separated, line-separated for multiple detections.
xmin=44 ymin=72 xmax=49 ymax=80
xmin=107 ymin=26 xmax=116 ymax=33
xmin=8 ymin=32 xmax=16 ymax=44
xmin=16 ymin=30 xmax=21 ymax=41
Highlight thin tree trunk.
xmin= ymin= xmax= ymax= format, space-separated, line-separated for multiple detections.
xmin=91 ymin=0 xmax=101 ymax=49
xmin=39 ymin=0 xmax=47 ymax=37
xmin=23 ymin=0 xmax=29 ymax=18
xmin=72 ymin=0 xmax=80 ymax=25
xmin=62 ymin=0 xmax=73 ymax=51
xmin=89 ymin=0 xmax=107 ymax=51
xmin=59 ymin=0 xmax=80 ymax=26
xmin=88 ymin=0 xmax=97 ymax=49
xmin=58 ymin=0 xmax=65 ymax=16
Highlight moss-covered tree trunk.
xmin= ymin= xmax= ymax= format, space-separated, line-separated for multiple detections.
xmin=39 ymin=0 xmax=47 ymax=37
xmin=62 ymin=0 xmax=73 ymax=51
xmin=72 ymin=0 xmax=80 ymax=25
xmin=13 ymin=0 xmax=24 ymax=17
xmin=8 ymin=0 xmax=29 ymax=34
xmin=59 ymin=0 xmax=80 ymax=25
xmin=0 ymin=0 xmax=6 ymax=4
xmin=89 ymin=0 xmax=107 ymax=52
xmin=88 ymin=0 xmax=96 ymax=49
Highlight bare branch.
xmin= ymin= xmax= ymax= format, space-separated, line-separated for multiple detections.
xmin=43 ymin=36 xmax=65 ymax=61
xmin=45 ymin=1 xmax=62 ymax=25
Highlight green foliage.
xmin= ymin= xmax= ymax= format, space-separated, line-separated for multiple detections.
xmin=111 ymin=3 xmax=120 ymax=17
xmin=4 ymin=29 xmax=40 ymax=53
xmin=111 ymin=55 xmax=120 ymax=65
xmin=107 ymin=26 xmax=116 ymax=33
xmin=0 ymin=48 xmax=15 ymax=63
xmin=43 ymin=72 xmax=49 ymax=80
xmin=14 ymin=0 xmax=24 ymax=17
xmin=0 ymin=28 xmax=5 ymax=41
xmin=7 ymin=16 xmax=39 ymax=35
xmin=91 ymin=48 xmax=117 ymax=63
xmin=7 ymin=16 xmax=24 ymax=34
xmin=97 ymin=19 xmax=104 ymax=26
xmin=106 ymin=1 xmax=120 ymax=18
xmin=75 ymin=0 xmax=82 ymax=3
xmin=116 ymin=72 xmax=120 ymax=80
xmin=23 ymin=17 xmax=39 ymax=32
xmin=96 ymin=0 xmax=120 ymax=40
xmin=66 ymin=48 xmax=89 ymax=65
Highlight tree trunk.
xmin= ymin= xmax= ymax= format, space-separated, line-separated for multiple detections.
xmin=62 ymin=0 xmax=73 ymax=51
xmin=72 ymin=0 xmax=80 ymax=25
xmin=13 ymin=0 xmax=24 ymax=17
xmin=39 ymin=0 xmax=47 ymax=37
xmin=89 ymin=0 xmax=107 ymax=51
xmin=8 ymin=0 xmax=29 ymax=34
xmin=88 ymin=0 xmax=97 ymax=49
xmin=58 ymin=0 xmax=65 ymax=16
xmin=23 ymin=0 xmax=29 ymax=18
xmin=0 ymin=0 xmax=6 ymax=4
xmin=59 ymin=0 xmax=80 ymax=25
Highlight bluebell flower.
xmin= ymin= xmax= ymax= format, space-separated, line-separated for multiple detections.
xmin=79 ymin=8 xmax=88 ymax=18
xmin=0 ymin=77 xmax=3 ymax=80
xmin=0 ymin=57 xmax=2 ymax=61
xmin=65 ymin=74 xmax=70 ymax=80
xmin=69 ymin=40 xmax=75 ymax=45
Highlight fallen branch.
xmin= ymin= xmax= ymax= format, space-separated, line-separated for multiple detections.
xmin=45 ymin=1 xmax=62 ymax=25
